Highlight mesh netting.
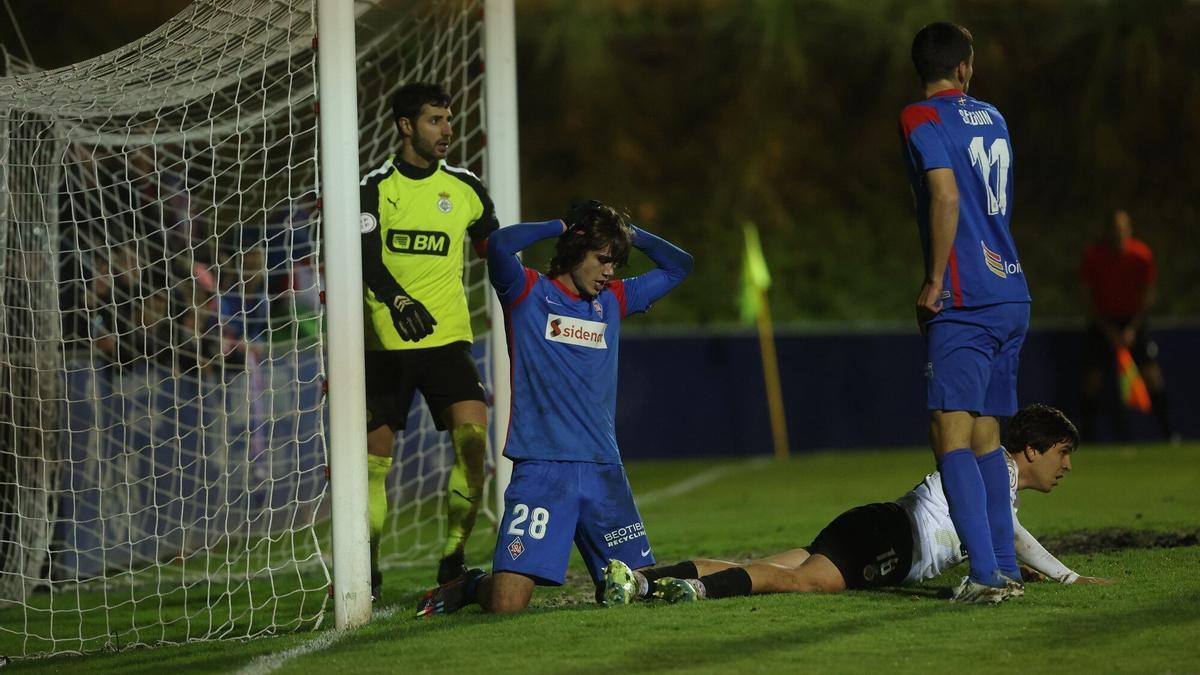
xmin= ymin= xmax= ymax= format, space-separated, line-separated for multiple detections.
xmin=0 ymin=0 xmax=494 ymax=658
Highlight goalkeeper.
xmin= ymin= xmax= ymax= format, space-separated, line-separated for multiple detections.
xmin=359 ymin=82 xmax=499 ymax=596
xmin=605 ymin=404 xmax=1114 ymax=605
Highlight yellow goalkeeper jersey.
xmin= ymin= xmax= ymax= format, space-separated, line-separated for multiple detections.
xmin=359 ymin=156 xmax=498 ymax=350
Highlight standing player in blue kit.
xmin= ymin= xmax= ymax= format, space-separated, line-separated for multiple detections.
xmin=415 ymin=200 xmax=692 ymax=615
xmin=899 ymin=23 xmax=1031 ymax=602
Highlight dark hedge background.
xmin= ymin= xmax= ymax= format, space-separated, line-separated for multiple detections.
xmin=6 ymin=0 xmax=1197 ymax=325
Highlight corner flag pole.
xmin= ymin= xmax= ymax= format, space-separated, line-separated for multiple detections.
xmin=756 ymin=288 xmax=790 ymax=461
xmin=740 ymin=222 xmax=790 ymax=460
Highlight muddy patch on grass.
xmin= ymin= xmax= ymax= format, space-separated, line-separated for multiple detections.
xmin=1040 ymin=528 xmax=1200 ymax=554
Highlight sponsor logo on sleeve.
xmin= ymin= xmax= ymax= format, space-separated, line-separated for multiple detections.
xmin=360 ymin=212 xmax=378 ymax=234
xmin=545 ymin=313 xmax=607 ymax=349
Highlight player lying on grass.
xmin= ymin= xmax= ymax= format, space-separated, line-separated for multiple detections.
xmin=605 ymin=404 xmax=1114 ymax=605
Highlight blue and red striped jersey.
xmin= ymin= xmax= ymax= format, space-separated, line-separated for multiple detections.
xmin=488 ymin=221 xmax=692 ymax=464
xmin=900 ymin=89 xmax=1030 ymax=308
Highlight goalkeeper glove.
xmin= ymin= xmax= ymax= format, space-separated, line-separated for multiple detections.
xmin=381 ymin=289 xmax=437 ymax=342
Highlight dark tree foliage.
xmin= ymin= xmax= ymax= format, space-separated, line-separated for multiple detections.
xmin=514 ymin=0 xmax=1200 ymax=324
xmin=5 ymin=0 xmax=1197 ymax=324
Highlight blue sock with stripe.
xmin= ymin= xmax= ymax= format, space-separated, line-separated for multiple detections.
xmin=977 ymin=447 xmax=1019 ymax=580
xmin=939 ymin=448 xmax=1002 ymax=587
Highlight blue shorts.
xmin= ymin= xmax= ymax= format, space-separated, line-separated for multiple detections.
xmin=924 ymin=302 xmax=1030 ymax=417
xmin=492 ymin=459 xmax=655 ymax=586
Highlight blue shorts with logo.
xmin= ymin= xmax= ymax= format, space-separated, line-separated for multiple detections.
xmin=492 ymin=459 xmax=655 ymax=586
xmin=924 ymin=302 xmax=1030 ymax=417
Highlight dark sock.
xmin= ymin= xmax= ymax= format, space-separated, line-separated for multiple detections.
xmin=464 ymin=570 xmax=486 ymax=605
xmin=939 ymin=448 xmax=1002 ymax=586
xmin=1149 ymin=389 xmax=1177 ymax=438
xmin=640 ymin=561 xmax=699 ymax=584
xmin=977 ymin=448 xmax=1018 ymax=579
xmin=699 ymin=568 xmax=753 ymax=599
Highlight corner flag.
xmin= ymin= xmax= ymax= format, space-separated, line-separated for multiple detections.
xmin=1115 ymin=345 xmax=1152 ymax=413
xmin=739 ymin=222 xmax=790 ymax=460
xmin=740 ymin=222 xmax=771 ymax=324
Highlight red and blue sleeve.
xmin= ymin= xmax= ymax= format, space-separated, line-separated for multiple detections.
xmin=488 ymin=220 xmax=564 ymax=306
xmin=901 ymin=104 xmax=951 ymax=174
xmin=617 ymin=226 xmax=693 ymax=317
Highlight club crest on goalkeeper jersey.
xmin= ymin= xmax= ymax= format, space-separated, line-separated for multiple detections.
xmin=899 ymin=89 xmax=1031 ymax=309
xmin=359 ymin=156 xmax=498 ymax=350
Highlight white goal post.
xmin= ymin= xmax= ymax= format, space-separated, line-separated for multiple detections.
xmin=0 ymin=0 xmax=517 ymax=658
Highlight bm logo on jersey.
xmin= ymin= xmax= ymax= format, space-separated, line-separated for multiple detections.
xmin=387 ymin=229 xmax=450 ymax=256
xmin=545 ymin=313 xmax=607 ymax=349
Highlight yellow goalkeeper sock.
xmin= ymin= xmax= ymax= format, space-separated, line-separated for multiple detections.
xmin=366 ymin=453 xmax=393 ymax=570
xmin=444 ymin=423 xmax=487 ymax=558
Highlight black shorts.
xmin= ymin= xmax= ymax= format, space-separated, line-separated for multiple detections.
xmin=1084 ymin=319 xmax=1158 ymax=372
xmin=807 ymin=502 xmax=914 ymax=590
xmin=364 ymin=341 xmax=486 ymax=432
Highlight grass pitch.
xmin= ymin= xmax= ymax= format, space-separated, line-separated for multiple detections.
xmin=6 ymin=442 xmax=1199 ymax=673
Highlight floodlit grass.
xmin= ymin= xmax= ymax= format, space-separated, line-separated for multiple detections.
xmin=5 ymin=442 xmax=1199 ymax=673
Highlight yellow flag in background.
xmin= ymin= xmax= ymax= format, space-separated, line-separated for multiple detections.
xmin=739 ymin=220 xmax=790 ymax=459
xmin=739 ymin=221 xmax=771 ymax=323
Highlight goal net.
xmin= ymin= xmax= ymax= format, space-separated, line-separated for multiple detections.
xmin=0 ymin=0 xmax=498 ymax=659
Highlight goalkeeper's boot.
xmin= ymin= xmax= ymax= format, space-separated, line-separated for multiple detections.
xmin=949 ymin=576 xmax=1011 ymax=604
xmin=437 ymin=550 xmax=468 ymax=585
xmin=370 ymin=569 xmax=383 ymax=602
xmin=369 ymin=534 xmax=382 ymax=601
xmin=653 ymin=577 xmax=705 ymax=604
xmin=415 ymin=568 xmax=486 ymax=618
xmin=602 ymin=559 xmax=640 ymax=606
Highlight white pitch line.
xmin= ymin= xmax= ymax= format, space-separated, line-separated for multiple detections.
xmin=637 ymin=458 xmax=770 ymax=507
xmin=235 ymin=607 xmax=397 ymax=675
xmin=236 ymin=460 xmax=766 ymax=674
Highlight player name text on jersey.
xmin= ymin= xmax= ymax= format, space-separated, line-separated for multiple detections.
xmin=958 ymin=109 xmax=995 ymax=126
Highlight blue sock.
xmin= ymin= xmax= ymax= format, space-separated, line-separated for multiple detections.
xmin=978 ymin=447 xmax=1018 ymax=580
xmin=939 ymin=448 xmax=1002 ymax=586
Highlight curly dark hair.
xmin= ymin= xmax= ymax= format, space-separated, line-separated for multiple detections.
xmin=547 ymin=200 xmax=634 ymax=278
xmin=391 ymin=82 xmax=451 ymax=133
xmin=1002 ymin=404 xmax=1080 ymax=455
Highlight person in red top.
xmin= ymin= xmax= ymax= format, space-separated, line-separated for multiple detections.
xmin=1079 ymin=208 xmax=1177 ymax=441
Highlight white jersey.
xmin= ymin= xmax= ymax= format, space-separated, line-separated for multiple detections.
xmin=895 ymin=455 xmax=1019 ymax=583
xmin=894 ymin=454 xmax=1080 ymax=584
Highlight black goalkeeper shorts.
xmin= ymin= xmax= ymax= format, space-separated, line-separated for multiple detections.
xmin=807 ymin=501 xmax=914 ymax=590
xmin=364 ymin=341 xmax=487 ymax=432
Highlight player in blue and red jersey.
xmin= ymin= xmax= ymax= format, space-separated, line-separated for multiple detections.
xmin=899 ymin=22 xmax=1031 ymax=603
xmin=415 ymin=200 xmax=693 ymax=615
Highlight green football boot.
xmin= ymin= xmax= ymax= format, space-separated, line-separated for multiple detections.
xmin=653 ymin=577 xmax=703 ymax=604
xmin=602 ymin=559 xmax=639 ymax=606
